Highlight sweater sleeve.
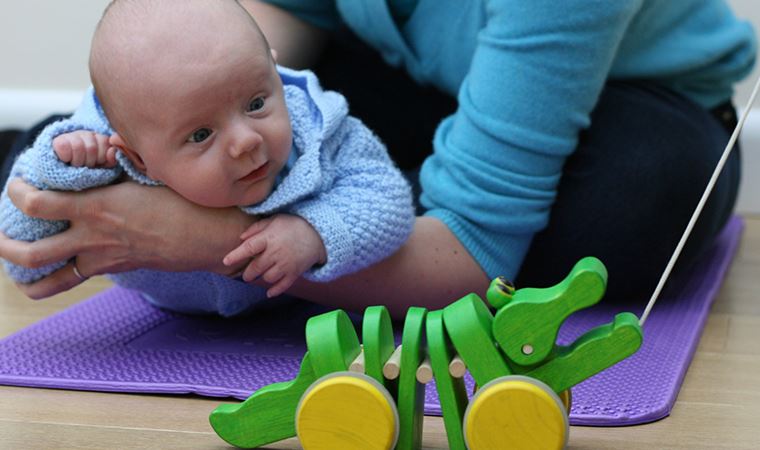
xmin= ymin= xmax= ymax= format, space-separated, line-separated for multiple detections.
xmin=420 ymin=0 xmax=644 ymax=281
xmin=290 ymin=116 xmax=415 ymax=282
xmin=0 ymin=88 xmax=122 ymax=283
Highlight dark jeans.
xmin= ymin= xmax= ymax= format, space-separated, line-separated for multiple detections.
xmin=517 ymin=83 xmax=739 ymax=303
xmin=1 ymin=38 xmax=740 ymax=305
xmin=312 ymin=37 xmax=740 ymax=304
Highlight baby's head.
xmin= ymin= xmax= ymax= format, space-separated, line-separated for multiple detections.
xmin=90 ymin=0 xmax=292 ymax=208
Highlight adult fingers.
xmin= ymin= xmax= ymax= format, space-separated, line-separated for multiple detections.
xmin=7 ymin=179 xmax=84 ymax=221
xmin=0 ymin=229 xmax=84 ymax=269
xmin=15 ymin=261 xmax=87 ymax=300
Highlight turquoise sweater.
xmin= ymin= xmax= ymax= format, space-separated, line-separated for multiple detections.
xmin=266 ymin=0 xmax=757 ymax=280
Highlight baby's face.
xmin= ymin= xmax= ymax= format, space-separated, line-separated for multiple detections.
xmin=117 ymin=40 xmax=292 ymax=208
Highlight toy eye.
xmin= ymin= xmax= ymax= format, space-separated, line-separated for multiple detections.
xmin=496 ymin=276 xmax=515 ymax=295
xmin=486 ymin=276 xmax=515 ymax=309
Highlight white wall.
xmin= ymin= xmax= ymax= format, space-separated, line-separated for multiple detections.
xmin=729 ymin=0 xmax=760 ymax=103
xmin=727 ymin=0 xmax=760 ymax=215
xmin=0 ymin=0 xmax=759 ymax=213
xmin=0 ymin=1 xmax=109 ymax=126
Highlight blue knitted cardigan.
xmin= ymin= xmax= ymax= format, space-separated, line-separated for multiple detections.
xmin=0 ymin=67 xmax=414 ymax=316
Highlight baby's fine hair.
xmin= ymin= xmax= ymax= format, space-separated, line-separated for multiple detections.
xmin=88 ymin=0 xmax=272 ymax=138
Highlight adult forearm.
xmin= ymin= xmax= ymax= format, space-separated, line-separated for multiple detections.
xmin=238 ymin=0 xmax=328 ymax=69
xmin=288 ymin=217 xmax=490 ymax=318
xmin=0 ymin=180 xmax=256 ymax=299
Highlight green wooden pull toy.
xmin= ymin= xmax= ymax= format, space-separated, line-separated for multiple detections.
xmin=443 ymin=294 xmax=511 ymax=386
xmin=426 ymin=310 xmax=468 ymax=450
xmin=210 ymin=257 xmax=643 ymax=450
xmin=525 ymin=312 xmax=642 ymax=393
xmin=491 ymin=256 xmax=608 ymax=366
xmin=363 ymin=306 xmax=397 ymax=387
xmin=209 ymin=352 xmax=317 ymax=448
xmin=305 ymin=309 xmax=362 ymax=376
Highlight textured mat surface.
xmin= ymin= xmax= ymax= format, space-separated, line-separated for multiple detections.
xmin=0 ymin=217 xmax=743 ymax=426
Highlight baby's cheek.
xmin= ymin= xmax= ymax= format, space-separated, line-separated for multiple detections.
xmin=273 ymin=113 xmax=293 ymax=160
xmin=169 ymin=172 xmax=235 ymax=208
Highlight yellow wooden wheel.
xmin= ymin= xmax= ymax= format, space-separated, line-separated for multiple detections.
xmin=296 ymin=372 xmax=399 ymax=450
xmin=463 ymin=375 xmax=568 ymax=450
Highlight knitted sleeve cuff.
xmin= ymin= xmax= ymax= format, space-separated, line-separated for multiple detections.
xmin=289 ymin=198 xmax=357 ymax=282
xmin=24 ymin=118 xmax=123 ymax=191
xmin=423 ymin=207 xmax=533 ymax=281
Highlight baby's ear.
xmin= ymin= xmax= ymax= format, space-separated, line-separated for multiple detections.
xmin=109 ymin=133 xmax=147 ymax=173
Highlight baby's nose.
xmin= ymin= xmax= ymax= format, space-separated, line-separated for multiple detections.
xmin=229 ymin=128 xmax=262 ymax=158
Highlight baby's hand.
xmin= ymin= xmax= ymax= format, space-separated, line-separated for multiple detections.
xmin=223 ymin=214 xmax=327 ymax=298
xmin=53 ymin=130 xmax=117 ymax=168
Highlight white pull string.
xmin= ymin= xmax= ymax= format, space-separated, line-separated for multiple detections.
xmin=639 ymin=75 xmax=760 ymax=327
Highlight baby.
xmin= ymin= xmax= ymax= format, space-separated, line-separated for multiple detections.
xmin=0 ymin=0 xmax=414 ymax=315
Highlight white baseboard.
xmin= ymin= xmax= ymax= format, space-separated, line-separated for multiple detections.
xmin=1 ymin=88 xmax=759 ymax=214
xmin=737 ymin=112 xmax=760 ymax=215
xmin=0 ymin=88 xmax=84 ymax=129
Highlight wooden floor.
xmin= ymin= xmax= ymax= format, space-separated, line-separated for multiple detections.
xmin=1 ymin=218 xmax=759 ymax=449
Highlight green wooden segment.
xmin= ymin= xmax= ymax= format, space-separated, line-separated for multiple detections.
xmin=209 ymin=352 xmax=317 ymax=448
xmin=362 ymin=306 xmax=396 ymax=387
xmin=485 ymin=276 xmax=515 ymax=310
xmin=305 ymin=309 xmax=361 ymax=377
xmin=492 ymin=256 xmax=608 ymax=366
xmin=396 ymin=307 xmax=427 ymax=450
xmin=526 ymin=312 xmax=643 ymax=393
xmin=443 ymin=294 xmax=511 ymax=387
xmin=426 ymin=310 xmax=468 ymax=450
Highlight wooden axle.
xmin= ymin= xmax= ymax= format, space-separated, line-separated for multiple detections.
xmin=383 ymin=347 xmax=467 ymax=384
xmin=382 ymin=345 xmax=402 ymax=380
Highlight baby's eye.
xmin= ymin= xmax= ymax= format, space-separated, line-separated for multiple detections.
xmin=247 ymin=97 xmax=265 ymax=112
xmin=188 ymin=128 xmax=212 ymax=143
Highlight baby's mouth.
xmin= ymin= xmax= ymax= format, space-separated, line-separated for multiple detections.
xmin=239 ymin=161 xmax=269 ymax=182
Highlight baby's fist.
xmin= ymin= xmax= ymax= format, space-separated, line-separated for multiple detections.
xmin=53 ymin=131 xmax=117 ymax=168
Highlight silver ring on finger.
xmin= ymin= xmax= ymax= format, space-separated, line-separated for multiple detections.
xmin=72 ymin=260 xmax=89 ymax=281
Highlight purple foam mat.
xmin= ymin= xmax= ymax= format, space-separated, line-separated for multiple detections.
xmin=0 ymin=217 xmax=743 ymax=426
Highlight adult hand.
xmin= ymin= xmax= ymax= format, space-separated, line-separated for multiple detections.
xmin=0 ymin=179 xmax=254 ymax=299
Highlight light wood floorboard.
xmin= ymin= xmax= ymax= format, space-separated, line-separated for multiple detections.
xmin=1 ymin=217 xmax=759 ymax=449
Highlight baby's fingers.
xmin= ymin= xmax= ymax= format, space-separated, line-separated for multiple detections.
xmin=266 ymin=273 xmax=297 ymax=298
xmin=52 ymin=135 xmax=75 ymax=163
xmin=240 ymin=217 xmax=271 ymax=240
xmin=82 ymin=132 xmax=102 ymax=167
xmin=104 ymin=147 xmax=118 ymax=168
xmin=93 ymin=133 xmax=113 ymax=166
xmin=223 ymin=237 xmax=267 ymax=266
xmin=242 ymin=256 xmax=275 ymax=283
